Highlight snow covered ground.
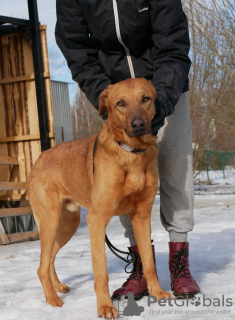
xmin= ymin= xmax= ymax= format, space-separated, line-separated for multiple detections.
xmin=1 ymin=192 xmax=235 ymax=320
xmin=194 ymin=167 xmax=235 ymax=194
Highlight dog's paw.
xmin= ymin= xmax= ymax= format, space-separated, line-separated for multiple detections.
xmin=98 ymin=305 xmax=119 ymax=319
xmin=46 ymin=294 xmax=64 ymax=307
xmin=54 ymin=282 xmax=71 ymax=294
xmin=151 ymin=290 xmax=174 ymax=300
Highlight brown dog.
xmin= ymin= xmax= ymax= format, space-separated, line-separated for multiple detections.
xmin=27 ymin=78 xmax=172 ymax=319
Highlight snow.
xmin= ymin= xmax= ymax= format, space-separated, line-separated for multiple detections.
xmin=194 ymin=167 xmax=235 ymax=193
xmin=1 ymin=192 xmax=235 ymax=320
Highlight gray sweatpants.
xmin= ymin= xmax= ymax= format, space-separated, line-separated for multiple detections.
xmin=119 ymin=92 xmax=194 ymax=245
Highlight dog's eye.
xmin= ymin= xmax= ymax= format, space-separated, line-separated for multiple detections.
xmin=143 ymin=97 xmax=150 ymax=103
xmin=117 ymin=100 xmax=125 ymax=107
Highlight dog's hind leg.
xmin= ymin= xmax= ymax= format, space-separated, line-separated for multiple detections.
xmin=50 ymin=206 xmax=80 ymax=293
xmin=35 ymin=198 xmax=64 ymax=307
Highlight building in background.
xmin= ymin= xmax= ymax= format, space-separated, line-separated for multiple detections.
xmin=51 ymin=80 xmax=74 ymax=144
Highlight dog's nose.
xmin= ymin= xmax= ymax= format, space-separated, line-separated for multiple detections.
xmin=131 ymin=118 xmax=145 ymax=130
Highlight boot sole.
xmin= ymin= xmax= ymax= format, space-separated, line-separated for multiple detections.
xmin=111 ymin=290 xmax=149 ymax=301
xmin=173 ymin=292 xmax=200 ymax=299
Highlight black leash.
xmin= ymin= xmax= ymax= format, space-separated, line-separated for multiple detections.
xmin=105 ymin=234 xmax=135 ymax=265
xmin=92 ymin=135 xmax=98 ymax=175
xmin=92 ymin=135 xmax=135 ymax=265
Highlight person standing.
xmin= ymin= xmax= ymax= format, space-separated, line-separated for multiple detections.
xmin=55 ymin=0 xmax=200 ymax=299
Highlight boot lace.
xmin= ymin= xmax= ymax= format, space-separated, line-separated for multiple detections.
xmin=170 ymin=248 xmax=191 ymax=287
xmin=124 ymin=251 xmax=143 ymax=282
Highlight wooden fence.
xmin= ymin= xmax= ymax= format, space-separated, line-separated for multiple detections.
xmin=0 ymin=26 xmax=55 ymax=244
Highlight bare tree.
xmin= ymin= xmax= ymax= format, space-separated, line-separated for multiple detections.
xmin=72 ymin=85 xmax=104 ymax=139
xmin=183 ymin=0 xmax=235 ymax=174
xmin=48 ymin=48 xmax=65 ymax=78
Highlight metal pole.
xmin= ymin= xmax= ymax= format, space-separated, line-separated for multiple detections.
xmin=27 ymin=0 xmax=50 ymax=151
xmin=207 ymin=166 xmax=210 ymax=182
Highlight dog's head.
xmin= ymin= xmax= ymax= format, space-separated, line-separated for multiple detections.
xmin=99 ymin=78 xmax=156 ymax=140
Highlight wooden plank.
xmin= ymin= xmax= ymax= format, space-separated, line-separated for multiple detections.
xmin=0 ymin=36 xmax=12 ymax=194
xmin=1 ymin=35 xmax=16 ymax=199
xmin=0 ymin=156 xmax=18 ymax=165
xmin=6 ymin=163 xmax=20 ymax=198
xmin=0 ymin=193 xmax=27 ymax=201
xmin=9 ymin=35 xmax=26 ymax=198
xmin=0 ymin=133 xmax=54 ymax=143
xmin=1 ymin=35 xmax=9 ymax=46
xmin=0 ymin=79 xmax=9 ymax=178
xmin=1 ymin=35 xmax=16 ymax=163
xmin=0 ymin=72 xmax=50 ymax=84
xmin=8 ymin=164 xmax=19 ymax=182
xmin=17 ymin=35 xmax=32 ymax=181
xmin=40 ymin=27 xmax=55 ymax=148
xmin=0 ymin=134 xmax=40 ymax=143
xmin=22 ymin=34 xmax=41 ymax=165
xmin=0 ymin=206 xmax=32 ymax=218
xmin=7 ymin=230 xmax=39 ymax=244
xmin=0 ymin=221 xmax=10 ymax=245
xmin=0 ymin=74 xmax=34 ymax=84
xmin=39 ymin=25 xmax=47 ymax=31
xmin=0 ymin=182 xmax=26 ymax=191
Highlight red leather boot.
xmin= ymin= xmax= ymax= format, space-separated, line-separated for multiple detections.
xmin=169 ymin=242 xmax=200 ymax=297
xmin=111 ymin=244 xmax=155 ymax=300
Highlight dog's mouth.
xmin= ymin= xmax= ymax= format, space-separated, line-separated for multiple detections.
xmin=126 ymin=128 xmax=150 ymax=137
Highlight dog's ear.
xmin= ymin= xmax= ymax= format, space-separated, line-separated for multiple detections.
xmin=99 ymin=85 xmax=113 ymax=116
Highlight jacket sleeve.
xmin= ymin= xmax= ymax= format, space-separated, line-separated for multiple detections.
xmin=55 ymin=0 xmax=112 ymax=110
xmin=149 ymin=0 xmax=191 ymax=109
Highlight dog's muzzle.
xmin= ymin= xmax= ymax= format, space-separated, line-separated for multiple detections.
xmin=127 ymin=118 xmax=150 ymax=137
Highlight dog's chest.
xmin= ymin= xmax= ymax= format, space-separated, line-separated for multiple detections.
xmin=123 ymin=168 xmax=149 ymax=195
xmin=115 ymin=167 xmax=157 ymax=215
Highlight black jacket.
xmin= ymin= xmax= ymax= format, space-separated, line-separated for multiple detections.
xmin=55 ymin=0 xmax=191 ymax=111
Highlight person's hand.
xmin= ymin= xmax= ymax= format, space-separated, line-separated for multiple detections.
xmin=151 ymin=90 xmax=174 ymax=136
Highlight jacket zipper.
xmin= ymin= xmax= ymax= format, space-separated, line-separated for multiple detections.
xmin=112 ymin=0 xmax=136 ymax=79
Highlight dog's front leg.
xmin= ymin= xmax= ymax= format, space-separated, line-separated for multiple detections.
xmin=87 ymin=209 xmax=118 ymax=319
xmin=129 ymin=207 xmax=173 ymax=301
